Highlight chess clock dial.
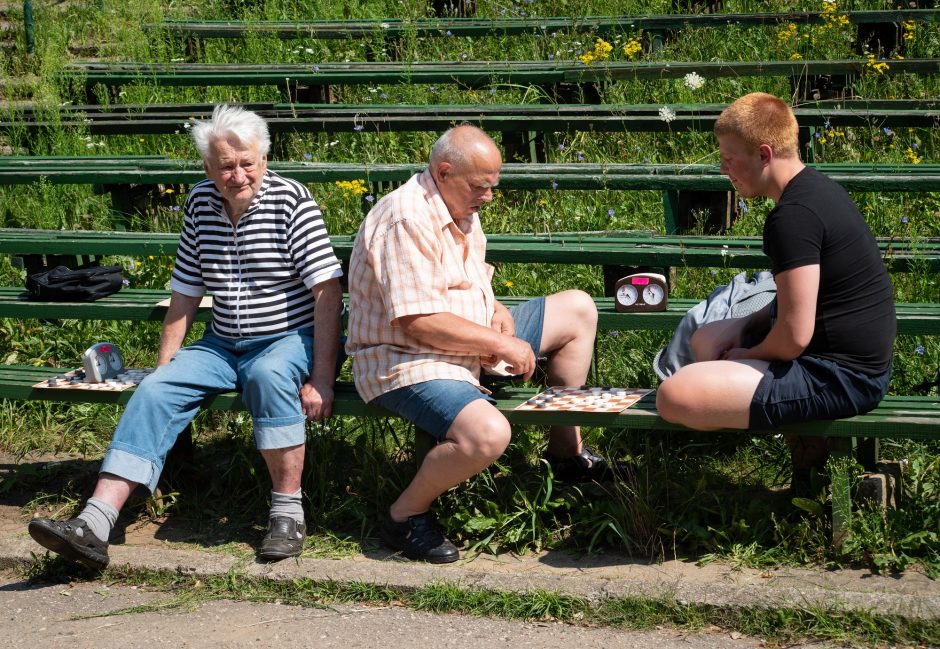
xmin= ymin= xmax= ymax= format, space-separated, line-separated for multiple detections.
xmin=614 ymin=273 xmax=668 ymax=312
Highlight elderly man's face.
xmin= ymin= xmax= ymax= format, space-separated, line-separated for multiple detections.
xmin=434 ymin=149 xmax=502 ymax=221
xmin=203 ymin=135 xmax=267 ymax=213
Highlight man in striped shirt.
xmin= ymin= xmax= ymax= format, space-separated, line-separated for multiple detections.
xmin=347 ymin=125 xmax=600 ymax=563
xmin=28 ymin=105 xmax=344 ymax=568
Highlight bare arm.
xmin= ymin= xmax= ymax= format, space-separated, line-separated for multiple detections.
xmin=397 ymin=311 xmax=535 ymax=380
xmin=300 ymin=278 xmax=343 ymax=420
xmin=724 ymin=264 xmax=819 ymax=362
xmin=156 ymin=292 xmax=203 ymax=366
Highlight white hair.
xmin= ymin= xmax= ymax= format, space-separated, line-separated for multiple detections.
xmin=190 ymin=104 xmax=271 ymax=160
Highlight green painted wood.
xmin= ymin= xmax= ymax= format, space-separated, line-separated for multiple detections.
xmin=3 ymin=159 xmax=940 ymax=192
xmin=0 ymin=366 xmax=936 ymax=440
xmin=0 ymin=288 xmax=936 ymax=335
xmin=5 ymin=101 xmax=938 ymax=137
xmin=145 ymin=10 xmax=940 ymax=39
xmin=2 ymin=229 xmax=938 ymax=273
xmin=63 ymin=58 xmax=940 ymax=89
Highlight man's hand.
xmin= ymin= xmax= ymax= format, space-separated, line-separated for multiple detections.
xmin=300 ymin=379 xmax=334 ymax=421
xmin=491 ymin=302 xmax=515 ymax=337
xmin=496 ymin=335 xmax=536 ymax=380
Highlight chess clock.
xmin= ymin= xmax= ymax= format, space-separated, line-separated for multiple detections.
xmin=614 ymin=273 xmax=668 ymax=312
xmin=82 ymin=342 xmax=125 ymax=383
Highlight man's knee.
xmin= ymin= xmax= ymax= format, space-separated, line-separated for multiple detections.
xmin=558 ymin=289 xmax=598 ymax=326
xmin=448 ymin=408 xmax=511 ymax=462
xmin=656 ymin=378 xmax=689 ymax=424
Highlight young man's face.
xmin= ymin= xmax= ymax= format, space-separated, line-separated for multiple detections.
xmin=204 ymin=136 xmax=267 ymax=211
xmin=717 ymin=133 xmax=767 ymax=199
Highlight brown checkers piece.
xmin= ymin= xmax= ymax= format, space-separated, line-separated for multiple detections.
xmin=33 ymin=368 xmax=154 ymax=392
xmin=515 ymin=386 xmax=652 ymax=413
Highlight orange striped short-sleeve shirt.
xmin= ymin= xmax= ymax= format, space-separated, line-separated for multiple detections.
xmin=346 ymin=170 xmax=496 ymax=403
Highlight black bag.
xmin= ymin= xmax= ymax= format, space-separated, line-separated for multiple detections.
xmin=26 ymin=264 xmax=125 ymax=302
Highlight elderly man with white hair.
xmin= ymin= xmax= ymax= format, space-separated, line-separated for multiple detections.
xmin=28 ymin=104 xmax=344 ymax=567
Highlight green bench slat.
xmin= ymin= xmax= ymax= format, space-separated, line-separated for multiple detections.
xmin=63 ymin=58 xmax=940 ymax=88
xmin=0 ymin=365 xmax=935 ymax=440
xmin=2 ymin=229 xmax=938 ymax=272
xmin=6 ymin=102 xmax=938 ymax=136
xmin=147 ymin=10 xmax=940 ymax=39
xmin=3 ymin=160 xmax=940 ymax=192
xmin=0 ymin=288 xmax=935 ymax=335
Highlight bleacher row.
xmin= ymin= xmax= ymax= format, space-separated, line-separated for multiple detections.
xmin=4 ymin=6 xmax=940 ymax=545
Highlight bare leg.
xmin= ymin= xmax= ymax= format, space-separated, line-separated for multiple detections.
xmin=539 ymin=290 xmax=597 ymax=457
xmin=656 ymin=359 xmax=769 ymax=430
xmin=390 ymin=400 xmax=510 ymax=522
xmin=260 ymin=443 xmax=305 ymax=494
xmin=89 ymin=473 xmax=138 ymax=513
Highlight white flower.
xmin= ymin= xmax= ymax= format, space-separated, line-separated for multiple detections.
xmin=658 ymin=106 xmax=676 ymax=123
xmin=683 ymin=71 xmax=705 ymax=90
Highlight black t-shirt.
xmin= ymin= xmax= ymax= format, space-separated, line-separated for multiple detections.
xmin=763 ymin=167 xmax=896 ymax=375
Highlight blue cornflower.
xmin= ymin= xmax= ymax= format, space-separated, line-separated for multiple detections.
xmin=445 ymin=30 xmax=452 ymax=36
xmin=608 ymin=208 xmax=615 ymax=217
xmin=609 ymin=330 xmax=620 ymax=338
xmin=912 ymin=142 xmax=919 ymax=149
xmin=303 ymin=152 xmax=313 ymax=160
xmin=171 ymin=205 xmax=180 ymax=212
xmin=489 ymin=87 xmax=496 ymax=95
xmin=814 ymin=132 xmax=822 ymax=139
xmin=313 ymin=65 xmax=320 ymax=71
xmin=915 ymin=345 xmax=925 ymax=355
xmin=901 ymin=216 xmax=909 ymax=223
xmin=353 ymin=125 xmax=364 ymax=131
xmin=548 ymin=53 xmax=555 ymax=61
xmin=558 ymin=143 xmax=566 ymax=151
xmin=710 ymin=269 xmax=718 ymax=275
xmin=823 ymin=119 xmax=831 ymax=128
xmin=577 ymin=151 xmax=585 ymax=161
xmin=380 ymin=92 xmax=387 ymax=99
xmin=883 ymin=127 xmax=893 ymax=136
xmin=738 ymin=199 xmax=749 ymax=213
xmin=551 ymin=180 xmax=559 ymax=189
xmin=365 ymin=194 xmax=375 ymax=203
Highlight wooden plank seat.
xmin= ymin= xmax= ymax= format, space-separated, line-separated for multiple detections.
xmin=145 ymin=9 xmax=940 ymax=40
xmin=2 ymin=228 xmax=939 ymax=275
xmin=63 ymin=58 xmax=940 ymax=92
xmin=0 ymin=363 xmax=936 ymax=543
xmin=0 ymin=287 xmax=936 ymax=336
xmin=5 ymin=101 xmax=938 ymax=137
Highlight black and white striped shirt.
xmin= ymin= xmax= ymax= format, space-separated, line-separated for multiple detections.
xmin=170 ymin=171 xmax=343 ymax=338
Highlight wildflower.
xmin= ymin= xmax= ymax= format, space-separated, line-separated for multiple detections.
xmin=335 ymin=179 xmax=368 ymax=197
xmin=883 ymin=127 xmax=894 ymax=136
xmin=777 ymin=24 xmax=797 ymax=42
xmin=365 ymin=194 xmax=375 ymax=203
xmin=658 ymin=106 xmax=676 ymax=123
xmin=737 ymin=199 xmax=749 ymax=213
xmin=489 ymin=88 xmax=496 ymax=95
xmin=548 ymin=53 xmax=555 ymax=61
xmin=902 ymin=20 xmax=916 ymax=41
xmin=623 ymin=37 xmax=642 ymax=60
xmin=906 ymin=147 xmax=921 ymax=164
xmin=683 ymin=72 xmax=705 ymax=90
xmin=445 ymin=30 xmax=452 ymax=36
xmin=460 ymin=52 xmax=468 ymax=60
xmin=304 ymin=48 xmax=314 ymax=54
xmin=139 ymin=138 xmax=145 ymax=143
xmin=901 ymin=216 xmax=909 ymax=224
xmin=313 ymin=65 xmax=320 ymax=71
xmin=865 ymin=53 xmax=889 ymax=74
xmin=551 ymin=180 xmax=559 ymax=189
xmin=577 ymin=151 xmax=585 ymax=161
xmin=710 ymin=269 xmax=718 ymax=275
xmin=558 ymin=144 xmax=566 ymax=151
xmin=504 ymin=281 xmax=513 ymax=287
xmin=789 ymin=53 xmax=803 ymax=61
xmin=353 ymin=124 xmax=364 ymax=131
xmin=915 ymin=345 xmax=925 ymax=355
xmin=608 ymin=208 xmax=615 ymax=217
xmin=171 ymin=206 xmax=180 ymax=212
xmin=303 ymin=153 xmax=313 ymax=160
xmin=580 ymin=38 xmax=612 ymax=65
xmin=163 ymin=188 xmax=175 ymax=195
xmin=609 ymin=330 xmax=620 ymax=338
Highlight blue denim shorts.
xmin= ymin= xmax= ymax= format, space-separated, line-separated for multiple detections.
xmin=749 ymin=355 xmax=892 ymax=430
xmin=372 ymin=298 xmax=545 ymax=441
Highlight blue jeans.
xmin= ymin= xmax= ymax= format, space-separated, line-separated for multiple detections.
xmin=372 ymin=298 xmax=545 ymax=441
xmin=100 ymin=328 xmax=314 ymax=492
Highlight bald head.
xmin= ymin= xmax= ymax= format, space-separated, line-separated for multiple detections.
xmin=430 ymin=125 xmax=502 ymax=175
xmin=429 ymin=125 xmax=502 ymax=221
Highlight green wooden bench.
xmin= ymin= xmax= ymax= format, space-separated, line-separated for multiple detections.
xmin=0 ymin=362 xmax=936 ymax=545
xmin=3 ymin=157 xmax=939 ymax=233
xmin=5 ymin=100 xmax=937 ymax=164
xmin=146 ymin=10 xmax=940 ymax=41
xmin=64 ymin=58 xmax=940 ymax=104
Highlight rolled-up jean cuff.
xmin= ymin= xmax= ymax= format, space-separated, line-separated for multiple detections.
xmin=100 ymin=447 xmax=161 ymax=493
xmin=254 ymin=417 xmax=307 ymax=449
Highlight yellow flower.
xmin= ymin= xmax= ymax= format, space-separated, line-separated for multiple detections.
xmin=623 ymin=37 xmax=642 ymax=60
xmin=789 ymin=52 xmax=803 ymax=60
xmin=580 ymin=38 xmax=612 ymax=65
xmin=906 ymin=147 xmax=921 ymax=164
xmin=504 ymin=281 xmax=513 ymax=287
xmin=335 ymin=179 xmax=368 ymax=197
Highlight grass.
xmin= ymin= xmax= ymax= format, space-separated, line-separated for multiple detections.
xmin=0 ymin=0 xmax=939 ymax=579
xmin=12 ymin=562 xmax=940 ymax=646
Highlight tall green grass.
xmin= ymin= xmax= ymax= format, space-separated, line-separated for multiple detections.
xmin=1 ymin=0 xmax=938 ymax=574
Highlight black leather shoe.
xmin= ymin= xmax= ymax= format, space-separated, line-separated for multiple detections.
xmin=259 ymin=516 xmax=307 ymax=560
xmin=381 ymin=511 xmax=459 ymax=563
xmin=544 ymin=445 xmax=635 ymax=484
xmin=28 ymin=517 xmax=109 ymax=570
